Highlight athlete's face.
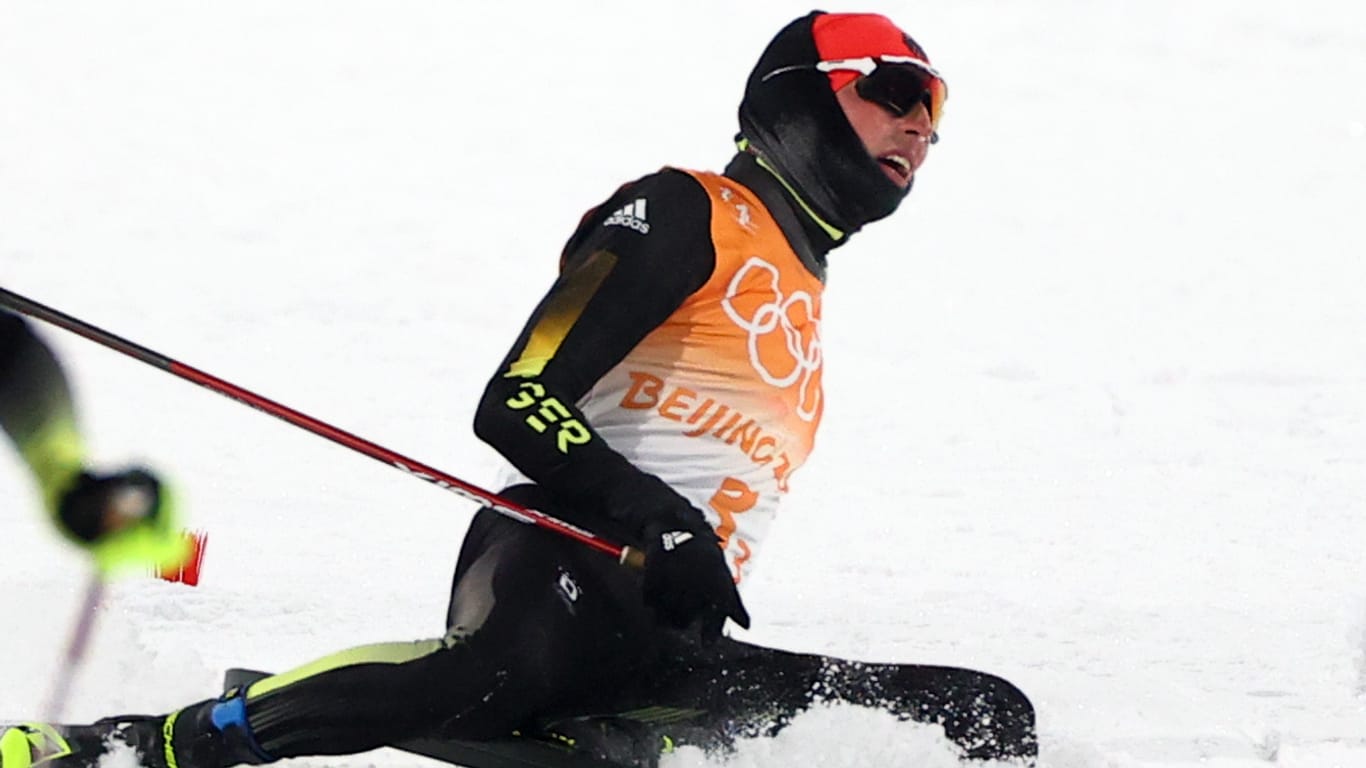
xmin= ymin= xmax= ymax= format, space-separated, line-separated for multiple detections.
xmin=835 ymin=80 xmax=934 ymax=189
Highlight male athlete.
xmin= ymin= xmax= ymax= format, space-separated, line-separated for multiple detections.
xmin=1 ymin=12 xmax=1036 ymax=768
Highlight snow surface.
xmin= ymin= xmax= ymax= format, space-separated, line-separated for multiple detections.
xmin=3 ymin=1 xmax=1365 ymax=766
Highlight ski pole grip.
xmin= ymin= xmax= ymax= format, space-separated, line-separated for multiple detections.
xmin=619 ymin=546 xmax=646 ymax=570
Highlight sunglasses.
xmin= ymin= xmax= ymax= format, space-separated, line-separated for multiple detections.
xmin=766 ymin=55 xmax=948 ymax=142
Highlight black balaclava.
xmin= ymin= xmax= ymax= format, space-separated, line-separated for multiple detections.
xmin=738 ymin=11 xmax=936 ymax=238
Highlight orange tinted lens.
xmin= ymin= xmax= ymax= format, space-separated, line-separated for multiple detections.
xmin=927 ymin=77 xmax=947 ymax=130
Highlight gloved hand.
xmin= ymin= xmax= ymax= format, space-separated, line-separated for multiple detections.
xmin=561 ymin=463 xmax=751 ymax=640
xmin=641 ymin=516 xmax=750 ymax=641
xmin=55 ymin=468 xmax=189 ymax=575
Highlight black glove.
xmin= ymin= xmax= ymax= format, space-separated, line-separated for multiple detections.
xmin=554 ymin=464 xmax=751 ymax=640
xmin=641 ymin=516 xmax=750 ymax=640
xmin=56 ymin=468 xmax=187 ymax=575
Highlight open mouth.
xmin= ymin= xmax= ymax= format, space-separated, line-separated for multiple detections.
xmin=877 ymin=154 xmax=913 ymax=185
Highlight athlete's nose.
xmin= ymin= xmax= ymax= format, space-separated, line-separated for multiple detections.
xmin=899 ymin=100 xmax=935 ymax=143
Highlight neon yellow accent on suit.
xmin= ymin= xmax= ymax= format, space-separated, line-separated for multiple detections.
xmin=162 ymin=711 xmax=181 ymax=768
xmin=245 ymin=639 xmax=446 ymax=699
xmin=16 ymin=413 xmax=85 ymax=520
xmin=506 ymin=250 xmax=617 ymax=378
xmin=735 ymin=138 xmax=844 ymax=241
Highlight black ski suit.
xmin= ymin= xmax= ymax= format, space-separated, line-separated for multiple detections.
xmin=24 ymin=155 xmax=1035 ymax=768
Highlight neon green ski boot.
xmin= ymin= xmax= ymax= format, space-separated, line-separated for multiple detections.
xmin=0 ymin=724 xmax=74 ymax=768
xmin=0 ymin=717 xmax=172 ymax=768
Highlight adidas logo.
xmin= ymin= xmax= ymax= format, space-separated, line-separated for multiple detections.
xmin=603 ymin=198 xmax=650 ymax=234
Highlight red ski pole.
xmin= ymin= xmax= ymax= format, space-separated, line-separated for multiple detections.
xmin=0 ymin=287 xmax=645 ymax=569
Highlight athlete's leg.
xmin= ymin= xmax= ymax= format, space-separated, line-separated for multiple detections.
xmin=19 ymin=490 xmax=658 ymax=768
xmin=228 ymin=488 xmax=659 ymax=762
xmin=626 ymin=638 xmax=1037 ymax=762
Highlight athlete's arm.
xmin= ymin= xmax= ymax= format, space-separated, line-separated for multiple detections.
xmin=1 ymin=313 xmax=187 ymax=574
xmin=474 ymin=169 xmax=716 ymax=537
xmin=0 ymin=312 xmax=86 ymax=513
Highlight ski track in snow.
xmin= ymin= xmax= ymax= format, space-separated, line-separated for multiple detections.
xmin=3 ymin=1 xmax=1366 ymax=766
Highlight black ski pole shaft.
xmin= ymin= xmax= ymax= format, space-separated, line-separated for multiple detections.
xmin=0 ymin=286 xmax=644 ymax=568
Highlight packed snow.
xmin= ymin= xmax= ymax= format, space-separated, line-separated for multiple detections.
xmin=2 ymin=1 xmax=1364 ymax=766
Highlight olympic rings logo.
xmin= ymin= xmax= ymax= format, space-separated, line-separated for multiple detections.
xmin=721 ymin=257 xmax=822 ymax=422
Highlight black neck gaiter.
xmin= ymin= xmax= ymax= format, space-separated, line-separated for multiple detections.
xmin=737 ymin=11 xmax=911 ymax=236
